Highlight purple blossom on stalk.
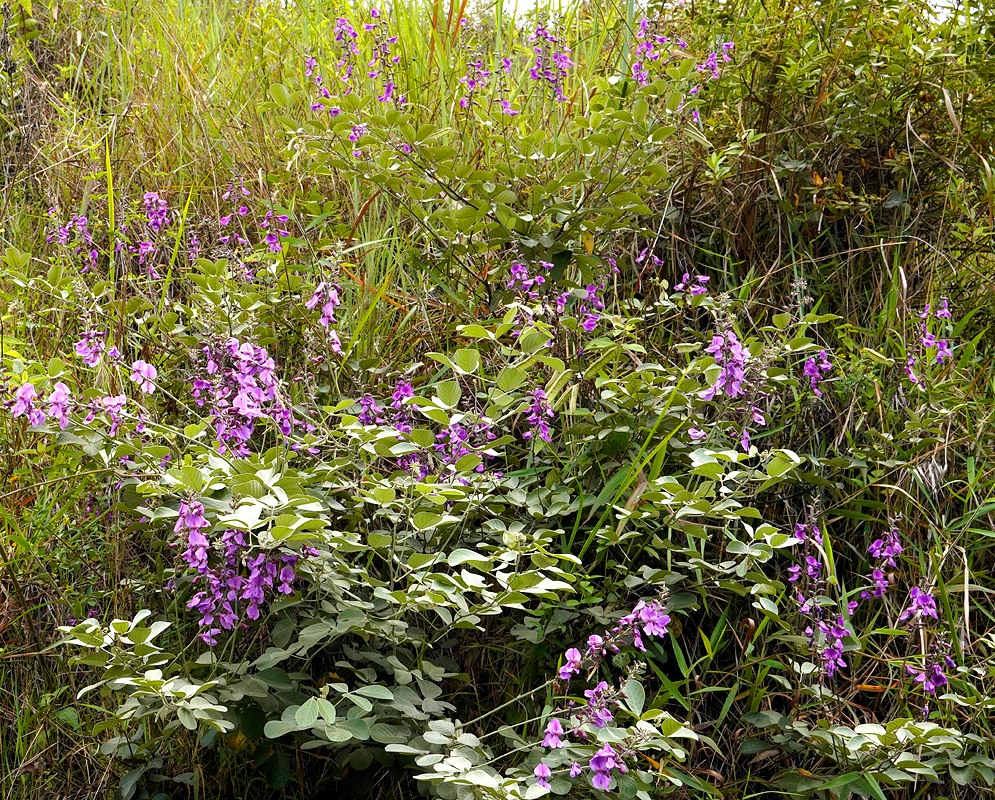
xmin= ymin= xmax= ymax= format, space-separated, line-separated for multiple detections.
xmin=357 ymin=394 xmax=383 ymax=425
xmin=188 ymin=337 xmax=301 ymax=456
xmin=700 ymin=331 xmax=747 ymax=400
xmin=810 ymin=615 xmax=851 ymax=675
xmin=10 ymin=383 xmax=47 ymax=426
xmin=899 ymin=586 xmax=939 ymax=623
xmin=457 ymin=57 xmax=491 ymax=111
xmin=143 ymin=192 xmax=169 ymax=234
xmin=46 ymin=382 xmax=73 ymax=429
xmin=631 ymin=17 xmax=679 ymax=87
xmin=541 ymin=718 xmax=565 ymax=748
xmin=259 ymin=210 xmax=291 ymax=253
xmin=795 ymin=522 xmax=823 ymax=545
xmin=589 ymin=743 xmax=623 ymax=790
xmin=803 ymin=350 xmax=832 ymax=396
xmin=129 ymin=360 xmax=157 ymax=394
xmin=558 ymin=647 xmax=582 ymax=680
xmin=99 ymin=395 xmax=128 ymax=436
xmin=523 ymin=388 xmax=554 ymax=442
xmin=569 ymin=762 xmax=582 ymax=778
xmin=582 ymin=681 xmax=614 ymax=728
xmin=75 ymin=330 xmax=105 ymax=367
xmin=906 ymin=662 xmax=948 ymax=694
xmin=306 ymin=281 xmax=343 ymax=331
xmin=506 ymin=261 xmax=546 ymax=298
xmin=674 ymin=272 xmax=709 ymax=295
xmin=364 ymin=8 xmax=405 ymax=106
xmin=533 ymin=763 xmax=552 ymax=789
xmin=528 ymin=17 xmax=573 ymax=101
xmin=862 ymin=525 xmax=902 ymax=599
xmin=586 ymin=634 xmax=605 ymax=657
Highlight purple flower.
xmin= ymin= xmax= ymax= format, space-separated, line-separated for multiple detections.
xmin=589 ymin=743 xmax=619 ymax=790
xmin=899 ymin=586 xmax=939 ymax=622
xmin=533 ymin=763 xmax=551 ymax=789
xmin=582 ymin=681 xmax=614 ymax=727
xmin=803 ymin=350 xmax=832 ymax=396
xmin=700 ymin=331 xmax=746 ymax=400
xmin=129 ymin=360 xmax=157 ymax=393
xmin=634 ymin=598 xmax=671 ymax=636
xmin=143 ymin=192 xmax=169 ymax=233
xmin=391 ymin=381 xmax=414 ymax=411
xmin=75 ymin=330 xmax=105 ymax=366
xmin=569 ymin=762 xmax=582 ymax=778
xmin=46 ymin=382 xmax=73 ymax=429
xmin=688 ymin=427 xmax=707 ymax=440
xmin=523 ymin=388 xmax=554 ymax=443
xmin=541 ymin=718 xmax=565 ymax=748
xmin=558 ymin=647 xmax=582 ymax=680
xmin=906 ymin=661 xmax=948 ymax=694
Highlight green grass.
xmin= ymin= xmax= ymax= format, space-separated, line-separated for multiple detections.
xmin=3 ymin=0 xmax=995 ymax=796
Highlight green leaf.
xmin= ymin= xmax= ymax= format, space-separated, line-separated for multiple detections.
xmin=263 ymin=748 xmax=291 ymax=788
xmin=435 ymin=380 xmax=461 ymax=409
xmin=316 ymin=698 xmax=337 ymax=724
xmin=264 ymin=720 xmax=298 ymax=738
xmin=354 ymin=685 xmax=394 ymax=700
xmin=623 ymin=679 xmax=645 ymax=716
xmin=766 ymin=457 xmax=793 ymax=478
xmin=496 ymin=368 xmax=527 ymax=392
xmin=269 ymin=83 xmax=292 ymax=108
xmin=412 ymin=511 xmax=443 ymax=531
xmin=240 ymin=706 xmax=267 ymax=741
xmin=295 ymin=699 xmax=319 ymax=728
xmin=452 ymin=348 xmax=480 ymax=374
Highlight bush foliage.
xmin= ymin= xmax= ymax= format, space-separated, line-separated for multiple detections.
xmin=2 ymin=0 xmax=995 ymax=798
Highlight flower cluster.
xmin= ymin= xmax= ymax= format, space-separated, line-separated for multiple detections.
xmin=46 ymin=208 xmax=98 ymax=273
xmin=219 ymin=177 xmax=252 ymax=247
xmin=906 ymin=638 xmax=956 ymax=697
xmin=172 ymin=496 xmax=316 ymax=645
xmin=129 ymin=360 xmax=157 ymax=394
xmin=895 ymin=583 xmax=956 ymax=706
xmin=492 ymin=56 xmax=519 ymax=116
xmin=631 ymin=17 xmax=686 ymax=86
xmin=143 ymin=191 xmax=169 ymax=234
xmin=535 ymin=596 xmax=671 ymax=796
xmin=523 ymin=388 xmax=554 ymax=443
xmin=189 ymin=337 xmax=301 ymax=456
xmin=906 ymin=299 xmax=954 ymax=383
xmin=803 ymin=350 xmax=832 ymax=396
xmin=527 ymin=17 xmax=573 ymax=101
xmin=75 ymin=329 xmax=106 ymax=366
xmin=259 ymin=210 xmax=291 ymax=253
xmin=363 ymin=7 xmax=404 ymax=105
xmin=353 ymin=382 xmax=497 ymax=480
xmin=898 ymin=585 xmax=939 ymax=623
xmin=556 ymin=595 xmax=671 ymax=684
xmin=457 ymin=56 xmax=491 ymax=111
xmin=700 ymin=330 xmax=746 ymax=400
xmin=696 ymin=41 xmax=734 ymax=80
xmin=506 ymin=260 xmax=549 ymax=299
xmin=789 ymin=521 xmax=853 ymax=676
xmin=305 ymin=281 xmax=344 ymax=353
xmin=674 ymin=272 xmax=709 ymax=295
xmin=860 ymin=524 xmax=902 ymax=599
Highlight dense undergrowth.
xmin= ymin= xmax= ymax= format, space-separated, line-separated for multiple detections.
xmin=2 ymin=0 xmax=995 ymax=798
